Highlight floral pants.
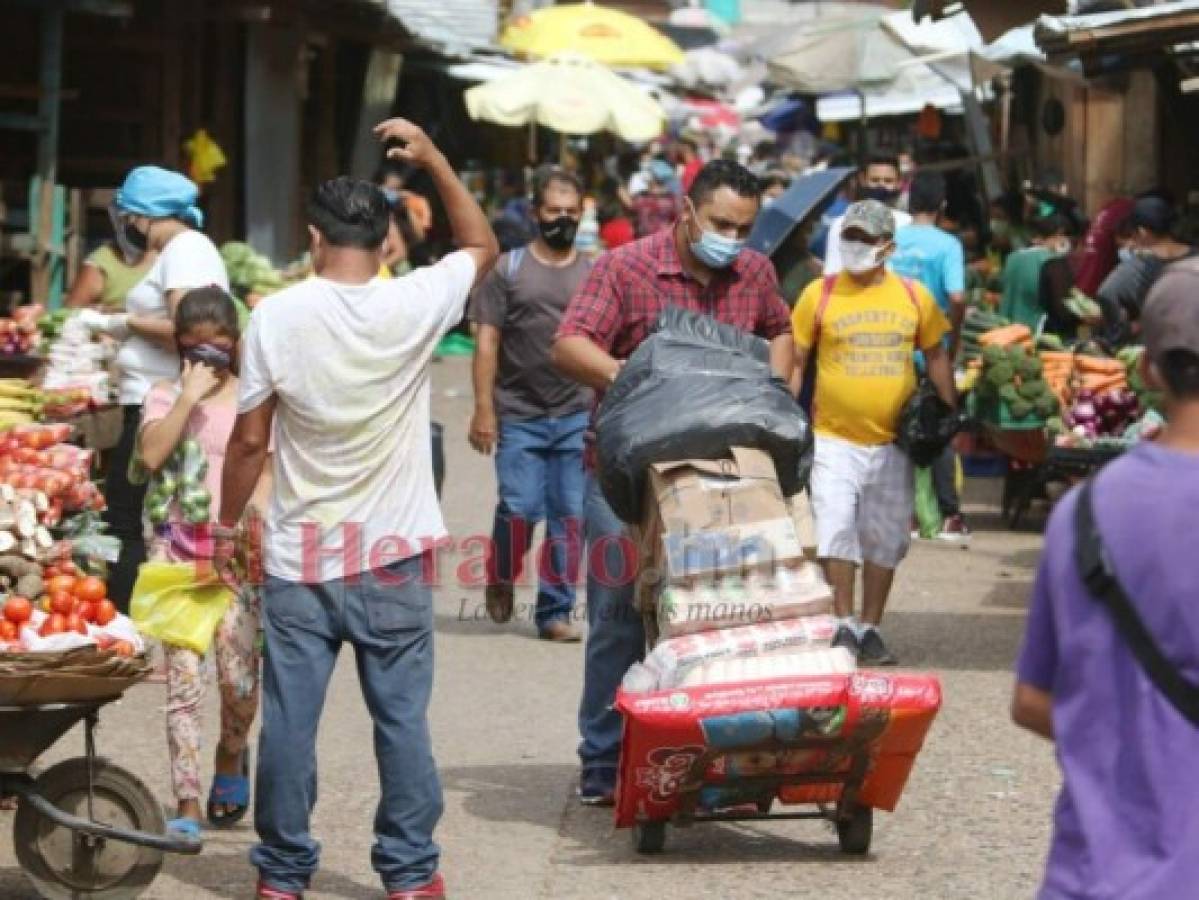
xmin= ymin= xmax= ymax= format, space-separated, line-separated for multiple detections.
xmin=165 ymin=586 xmax=262 ymax=802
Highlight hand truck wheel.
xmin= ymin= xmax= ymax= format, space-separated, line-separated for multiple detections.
xmin=632 ymin=820 xmax=667 ymax=854
xmin=836 ymin=804 xmax=873 ymax=855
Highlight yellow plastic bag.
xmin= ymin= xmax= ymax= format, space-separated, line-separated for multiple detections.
xmin=130 ymin=562 xmax=233 ymax=654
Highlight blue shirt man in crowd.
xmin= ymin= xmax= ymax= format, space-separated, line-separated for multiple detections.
xmin=889 ymin=171 xmax=969 ymax=543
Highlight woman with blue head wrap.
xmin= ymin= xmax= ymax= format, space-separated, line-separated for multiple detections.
xmin=80 ymin=165 xmax=231 ymax=610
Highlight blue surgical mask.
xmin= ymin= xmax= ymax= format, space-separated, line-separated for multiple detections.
xmin=687 ymin=202 xmax=744 ymax=269
xmin=381 ymin=187 xmax=400 ymax=207
xmin=1118 ymin=246 xmax=1134 ymax=263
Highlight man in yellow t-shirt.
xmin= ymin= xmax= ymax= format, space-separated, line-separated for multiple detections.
xmin=791 ymin=199 xmax=955 ymax=665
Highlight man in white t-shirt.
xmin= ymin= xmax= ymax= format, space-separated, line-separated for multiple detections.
xmin=215 ymin=119 xmax=498 ymax=900
xmin=822 ymin=154 xmax=912 ymax=275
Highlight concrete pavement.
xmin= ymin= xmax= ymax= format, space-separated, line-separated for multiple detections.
xmin=0 ymin=356 xmax=1059 ymax=899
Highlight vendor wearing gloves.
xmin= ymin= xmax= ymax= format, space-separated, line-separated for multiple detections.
xmin=79 ymin=166 xmax=229 ymax=609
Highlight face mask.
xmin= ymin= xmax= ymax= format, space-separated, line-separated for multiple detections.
xmin=381 ymin=187 xmax=400 ymax=207
xmin=840 ymin=238 xmax=886 ymax=275
xmin=109 ymin=205 xmax=148 ymax=263
xmin=687 ymin=202 xmax=744 ymax=270
xmin=762 ymin=197 xmax=777 ymax=210
xmin=1118 ymin=246 xmax=1134 ymax=263
xmin=861 ymin=186 xmax=899 ymax=206
xmin=539 ymin=215 xmax=579 ymax=251
xmin=989 ymin=219 xmax=1009 ymax=240
xmin=182 ymin=343 xmax=232 ymax=372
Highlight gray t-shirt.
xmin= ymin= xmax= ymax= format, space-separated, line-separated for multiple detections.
xmin=469 ymin=247 xmax=593 ymax=420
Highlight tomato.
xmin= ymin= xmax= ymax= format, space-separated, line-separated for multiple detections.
xmin=65 ymin=613 xmax=88 ymax=635
xmin=73 ymin=576 xmax=107 ymax=604
xmin=3 ymin=595 xmax=32 ymax=624
xmin=49 ymin=591 xmax=76 ymax=616
xmin=0 ymin=620 xmax=17 ymax=641
xmin=111 ymin=640 xmax=134 ymax=658
xmin=42 ymin=565 xmax=60 ymax=579
xmin=39 ymin=613 xmax=66 ymax=637
xmin=75 ymin=600 xmax=96 ymax=623
xmin=58 ymin=560 xmax=78 ymax=576
xmin=94 ymin=599 xmax=117 ymax=627
xmin=45 ymin=575 xmax=77 ymax=597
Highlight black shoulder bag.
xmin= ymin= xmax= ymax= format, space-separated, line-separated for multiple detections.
xmin=1074 ymin=478 xmax=1199 ymax=727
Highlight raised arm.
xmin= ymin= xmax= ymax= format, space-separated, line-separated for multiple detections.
xmin=374 ymin=118 xmax=498 ymax=284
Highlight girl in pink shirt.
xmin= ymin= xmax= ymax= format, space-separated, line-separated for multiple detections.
xmin=139 ymin=286 xmax=270 ymax=839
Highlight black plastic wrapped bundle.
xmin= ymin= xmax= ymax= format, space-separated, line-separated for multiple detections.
xmin=596 ymin=308 xmax=814 ymax=523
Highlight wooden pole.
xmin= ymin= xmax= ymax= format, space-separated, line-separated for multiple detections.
xmin=32 ymin=3 xmax=64 ymax=307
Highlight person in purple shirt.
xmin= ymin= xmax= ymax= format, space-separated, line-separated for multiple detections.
xmin=1012 ymin=257 xmax=1199 ymax=900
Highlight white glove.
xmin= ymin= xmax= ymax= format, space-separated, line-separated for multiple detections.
xmin=76 ymin=310 xmax=129 ymax=340
xmin=75 ymin=309 xmax=108 ymax=332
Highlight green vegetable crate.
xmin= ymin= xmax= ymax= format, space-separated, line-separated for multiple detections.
xmin=970 ymin=393 xmax=1047 ymax=431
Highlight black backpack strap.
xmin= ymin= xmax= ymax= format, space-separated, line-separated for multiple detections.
xmin=1074 ymin=478 xmax=1199 ymax=727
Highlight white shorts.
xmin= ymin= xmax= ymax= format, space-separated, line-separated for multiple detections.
xmin=810 ymin=434 xmax=914 ymax=568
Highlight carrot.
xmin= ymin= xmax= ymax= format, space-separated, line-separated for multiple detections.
xmin=980 ymin=324 xmax=1033 ymax=348
xmin=1075 ymin=355 xmax=1125 ymax=375
xmin=1080 ymin=372 xmax=1127 ymax=393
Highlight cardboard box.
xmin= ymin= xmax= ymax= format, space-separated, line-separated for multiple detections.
xmin=634 ymin=448 xmax=804 ymax=612
xmin=645 ymin=447 xmax=788 ymax=536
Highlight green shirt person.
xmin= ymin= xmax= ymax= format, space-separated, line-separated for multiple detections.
xmin=1000 ymin=214 xmax=1069 ymax=331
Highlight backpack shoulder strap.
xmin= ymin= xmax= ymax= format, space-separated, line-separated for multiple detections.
xmin=1074 ymin=478 xmax=1199 ymax=727
xmin=811 ymin=274 xmax=838 ymax=346
xmin=506 ymin=247 xmax=526 ymax=281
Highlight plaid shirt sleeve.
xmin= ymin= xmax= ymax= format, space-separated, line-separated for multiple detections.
xmin=746 ymin=253 xmax=793 ymax=339
xmin=556 ymin=252 xmax=623 ymax=351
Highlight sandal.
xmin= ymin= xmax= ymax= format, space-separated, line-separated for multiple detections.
xmin=207 ymin=748 xmax=251 ymax=828
xmin=167 ymin=816 xmax=202 ymax=842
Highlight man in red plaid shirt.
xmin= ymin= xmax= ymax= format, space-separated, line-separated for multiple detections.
xmin=552 ymin=160 xmax=794 ymax=804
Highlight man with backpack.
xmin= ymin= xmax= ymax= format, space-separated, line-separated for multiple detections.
xmin=792 ymin=199 xmax=955 ymax=665
xmin=1012 ymin=259 xmax=1199 ymax=899
xmin=468 ymin=165 xmax=593 ymax=642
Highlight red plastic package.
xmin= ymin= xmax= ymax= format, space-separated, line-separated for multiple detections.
xmin=613 ymin=672 xmax=942 ymax=827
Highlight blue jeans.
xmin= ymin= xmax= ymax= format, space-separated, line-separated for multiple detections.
xmin=576 ymin=474 xmax=644 ymax=786
xmin=489 ymin=411 xmax=587 ymax=630
xmin=251 ymin=555 xmax=442 ymax=893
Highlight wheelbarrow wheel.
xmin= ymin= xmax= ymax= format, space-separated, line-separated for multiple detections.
xmin=632 ymin=821 xmax=667 ymax=854
xmin=14 ymin=757 xmax=165 ymax=899
xmin=836 ymin=804 xmax=873 ymax=855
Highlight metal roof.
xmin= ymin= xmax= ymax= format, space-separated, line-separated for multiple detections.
xmin=379 ymin=0 xmax=498 ymax=55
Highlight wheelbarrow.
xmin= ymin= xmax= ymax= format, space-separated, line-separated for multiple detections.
xmin=0 ymin=698 xmax=201 ymax=899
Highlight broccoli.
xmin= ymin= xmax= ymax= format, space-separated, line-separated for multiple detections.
xmin=1018 ymin=379 xmax=1047 ymax=400
xmin=1009 ymin=399 xmax=1033 ymax=419
xmin=1006 ymin=346 xmax=1028 ymax=367
xmin=1034 ymin=395 xmax=1059 ymax=418
xmin=981 ymin=345 xmax=1006 ymax=366
xmin=999 ymin=384 xmax=1021 ymax=405
xmin=1019 ymin=355 xmax=1043 ymax=379
xmin=986 ymin=362 xmax=1015 ymax=386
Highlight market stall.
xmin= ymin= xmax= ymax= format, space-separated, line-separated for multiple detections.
xmin=959 ymin=311 xmax=1160 ymax=526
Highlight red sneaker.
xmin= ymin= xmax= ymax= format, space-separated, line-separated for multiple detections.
xmin=256 ymin=883 xmax=302 ymax=900
xmin=387 ymin=873 xmax=446 ymax=899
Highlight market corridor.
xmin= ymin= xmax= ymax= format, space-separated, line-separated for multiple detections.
xmin=0 ymin=356 xmax=1058 ymax=900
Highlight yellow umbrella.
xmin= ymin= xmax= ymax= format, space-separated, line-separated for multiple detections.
xmin=464 ymin=54 xmax=665 ymax=143
xmin=501 ymin=2 xmax=685 ymax=71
